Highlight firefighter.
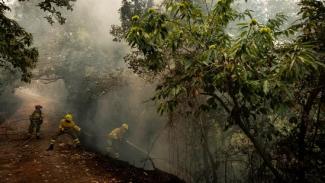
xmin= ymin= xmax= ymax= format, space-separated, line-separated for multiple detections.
xmin=107 ymin=123 xmax=129 ymax=158
xmin=47 ymin=113 xmax=81 ymax=151
xmin=28 ymin=105 xmax=43 ymax=139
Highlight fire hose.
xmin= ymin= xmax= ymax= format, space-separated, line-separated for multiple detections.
xmin=80 ymin=130 xmax=156 ymax=168
xmin=125 ymin=140 xmax=156 ymax=169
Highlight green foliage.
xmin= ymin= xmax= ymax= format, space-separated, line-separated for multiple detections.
xmin=297 ymin=0 xmax=325 ymax=44
xmin=274 ymin=1 xmax=325 ymax=181
xmin=0 ymin=0 xmax=76 ymax=84
xmin=123 ymin=0 xmax=325 ymax=181
xmin=0 ymin=2 xmax=38 ymax=82
xmin=110 ymin=0 xmax=153 ymax=42
xmin=125 ymin=0 xmax=321 ymax=115
xmin=19 ymin=0 xmax=76 ymax=24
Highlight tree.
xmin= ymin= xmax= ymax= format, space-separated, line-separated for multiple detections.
xmin=110 ymin=0 xmax=153 ymax=42
xmin=122 ymin=0 xmax=324 ymax=181
xmin=0 ymin=2 xmax=38 ymax=82
xmin=275 ymin=0 xmax=325 ymax=182
xmin=0 ymin=0 xmax=76 ymax=83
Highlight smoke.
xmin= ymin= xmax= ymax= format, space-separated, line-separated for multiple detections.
xmin=4 ymin=0 xmax=302 ymax=181
xmin=0 ymin=89 xmax=22 ymax=124
xmin=6 ymin=0 xmax=172 ymax=172
xmin=80 ymin=76 xmax=167 ymax=168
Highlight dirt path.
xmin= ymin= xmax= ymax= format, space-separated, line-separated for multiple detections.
xmin=0 ymin=90 xmax=183 ymax=183
xmin=0 ymin=90 xmax=115 ymax=183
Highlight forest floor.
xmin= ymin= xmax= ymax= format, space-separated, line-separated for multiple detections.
xmin=0 ymin=90 xmax=183 ymax=183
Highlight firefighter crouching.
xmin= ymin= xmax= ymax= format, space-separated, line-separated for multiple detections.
xmin=47 ymin=113 xmax=81 ymax=151
xmin=107 ymin=123 xmax=128 ymax=158
xmin=28 ymin=105 xmax=43 ymax=139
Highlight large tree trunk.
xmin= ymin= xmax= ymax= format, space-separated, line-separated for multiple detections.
xmin=198 ymin=116 xmax=218 ymax=183
xmin=235 ymin=115 xmax=283 ymax=182
xmin=228 ymin=92 xmax=284 ymax=182
xmin=297 ymin=87 xmax=321 ymax=182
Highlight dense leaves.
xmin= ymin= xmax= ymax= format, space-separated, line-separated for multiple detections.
xmin=110 ymin=0 xmax=153 ymax=42
xmin=123 ymin=0 xmax=325 ymax=182
xmin=0 ymin=0 xmax=76 ymax=84
xmin=19 ymin=0 xmax=76 ymax=24
xmin=0 ymin=2 xmax=38 ymax=82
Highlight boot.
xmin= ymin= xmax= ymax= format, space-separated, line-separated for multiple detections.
xmin=75 ymin=143 xmax=83 ymax=150
xmin=47 ymin=144 xmax=54 ymax=151
xmin=26 ymin=133 xmax=33 ymax=139
xmin=36 ymin=132 xmax=41 ymax=139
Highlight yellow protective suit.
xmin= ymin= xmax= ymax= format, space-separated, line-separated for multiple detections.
xmin=107 ymin=123 xmax=128 ymax=158
xmin=49 ymin=118 xmax=81 ymax=147
xmin=58 ymin=119 xmax=81 ymax=132
xmin=108 ymin=127 xmax=127 ymax=140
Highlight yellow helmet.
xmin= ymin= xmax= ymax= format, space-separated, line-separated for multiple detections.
xmin=121 ymin=123 xmax=128 ymax=130
xmin=64 ymin=113 xmax=73 ymax=121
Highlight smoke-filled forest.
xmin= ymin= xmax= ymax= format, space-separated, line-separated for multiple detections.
xmin=0 ymin=0 xmax=324 ymax=182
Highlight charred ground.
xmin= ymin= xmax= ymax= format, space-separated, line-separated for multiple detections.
xmin=0 ymin=90 xmax=184 ymax=183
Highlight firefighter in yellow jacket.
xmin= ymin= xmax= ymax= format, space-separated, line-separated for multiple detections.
xmin=107 ymin=123 xmax=128 ymax=158
xmin=47 ymin=113 xmax=81 ymax=151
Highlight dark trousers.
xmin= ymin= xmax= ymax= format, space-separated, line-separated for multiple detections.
xmin=28 ymin=120 xmax=42 ymax=136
